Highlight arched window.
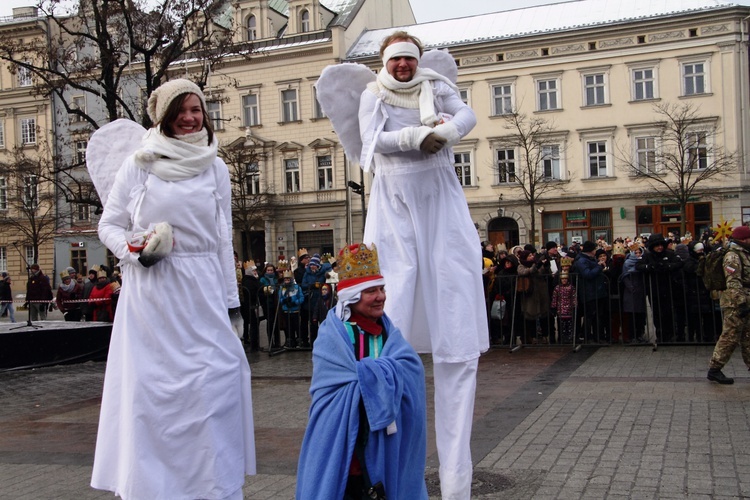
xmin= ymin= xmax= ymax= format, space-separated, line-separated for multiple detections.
xmin=246 ymin=15 xmax=257 ymax=40
xmin=300 ymin=10 xmax=310 ymax=32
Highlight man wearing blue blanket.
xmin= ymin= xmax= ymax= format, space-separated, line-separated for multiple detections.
xmin=296 ymin=243 xmax=428 ymax=499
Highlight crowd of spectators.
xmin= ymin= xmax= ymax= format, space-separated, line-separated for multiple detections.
xmin=482 ymin=231 xmax=724 ymax=346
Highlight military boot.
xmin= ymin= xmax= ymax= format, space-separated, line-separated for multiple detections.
xmin=707 ymin=369 xmax=734 ymax=385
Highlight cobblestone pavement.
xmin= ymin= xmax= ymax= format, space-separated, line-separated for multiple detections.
xmin=1 ymin=342 xmax=748 ymax=499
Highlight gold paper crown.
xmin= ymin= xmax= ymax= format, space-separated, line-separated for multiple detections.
xmin=277 ymin=259 xmax=289 ymax=271
xmin=243 ymin=261 xmax=255 ymax=270
xmin=628 ymin=242 xmax=641 ymax=252
xmin=612 ymin=242 xmax=626 ymax=256
xmin=298 ymin=248 xmax=309 ymax=257
xmin=338 ymin=243 xmax=382 ymax=285
xmin=560 ymin=256 xmax=574 ymax=268
xmin=321 ymin=252 xmax=333 ymax=264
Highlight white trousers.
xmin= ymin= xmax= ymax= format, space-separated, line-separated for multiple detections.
xmin=433 ymin=358 xmax=479 ymax=500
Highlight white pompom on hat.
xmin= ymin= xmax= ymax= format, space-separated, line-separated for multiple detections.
xmin=147 ymin=79 xmax=206 ymax=124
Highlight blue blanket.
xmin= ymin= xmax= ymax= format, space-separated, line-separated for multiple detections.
xmin=296 ymin=308 xmax=428 ymax=499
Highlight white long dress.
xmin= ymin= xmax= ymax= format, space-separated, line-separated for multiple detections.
xmin=91 ymin=154 xmax=256 ymax=500
xmin=358 ymin=81 xmax=489 ymax=364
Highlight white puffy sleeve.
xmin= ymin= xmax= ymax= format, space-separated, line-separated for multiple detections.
xmin=215 ymin=158 xmax=240 ymax=309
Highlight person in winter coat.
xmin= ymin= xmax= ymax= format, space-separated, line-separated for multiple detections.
xmin=56 ymin=269 xmax=83 ymax=322
xmin=551 ymin=272 xmax=577 ymax=344
xmin=491 ymin=255 xmax=521 ymax=345
xmin=91 ymin=79 xmax=255 ymax=499
xmin=517 ymin=250 xmax=552 ymax=344
xmin=240 ymin=263 xmax=262 ymax=351
xmin=619 ymin=247 xmax=648 ymax=343
xmin=26 ymin=263 xmax=52 ymax=321
xmin=260 ymin=263 xmax=281 ymax=349
xmin=278 ymin=271 xmax=305 ymax=348
xmin=685 ymin=241 xmax=719 ymax=342
xmin=0 ymin=272 xmax=16 ymax=323
xmin=635 ymin=233 xmax=685 ymax=342
xmin=300 ymin=254 xmax=333 ymax=348
xmin=573 ymin=241 xmax=610 ymax=343
xmin=310 ymin=283 xmax=335 ymax=346
xmin=88 ymin=270 xmax=114 ymax=322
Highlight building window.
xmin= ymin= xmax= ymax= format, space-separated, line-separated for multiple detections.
xmin=632 ymin=68 xmax=656 ymax=100
xmin=458 ymin=88 xmax=470 ymax=105
xmin=300 ymin=10 xmax=310 ymax=32
xmin=107 ymin=249 xmax=118 ymax=270
xmin=542 ymin=145 xmax=561 ymax=179
xmin=246 ymin=162 xmax=260 ymax=195
xmin=71 ymin=249 xmax=87 ymax=275
xmin=454 ymin=151 xmax=472 ymax=186
xmin=71 ymin=96 xmax=86 ymax=122
xmin=542 ymin=209 xmax=613 ymax=247
xmin=24 ymin=175 xmax=38 ymax=210
xmin=76 ymin=140 xmax=87 ymax=164
xmin=76 ymin=203 xmax=90 ymax=222
xmin=635 ymin=136 xmax=657 ymax=174
xmin=17 ymin=63 xmax=32 ymax=87
xmin=687 ymin=131 xmax=708 ymax=169
xmin=312 ymin=87 xmax=325 ymax=119
xmin=0 ymin=177 xmax=6 ymax=210
xmin=282 ymin=89 xmax=299 ymax=122
xmin=25 ymin=245 xmax=35 ymax=265
xmin=316 ymin=155 xmax=333 ymax=190
xmin=0 ymin=121 xmax=4 ymax=148
xmin=682 ymin=61 xmax=707 ymax=95
xmin=491 ymin=84 xmax=513 ymax=115
xmin=285 ymin=158 xmax=300 ymax=193
xmin=207 ymin=101 xmax=222 ymax=130
xmin=0 ymin=247 xmax=6 ymax=273
xmin=496 ymin=149 xmax=516 ymax=183
xmin=583 ymin=73 xmax=606 ymax=106
xmin=242 ymin=93 xmax=259 ymax=126
xmin=20 ymin=118 xmax=36 ymax=145
xmin=246 ymin=15 xmax=257 ymax=40
xmin=537 ymin=79 xmax=559 ymax=111
xmin=587 ymin=141 xmax=608 ymax=177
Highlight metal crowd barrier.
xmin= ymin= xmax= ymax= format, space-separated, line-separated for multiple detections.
xmin=486 ymin=270 xmax=721 ymax=349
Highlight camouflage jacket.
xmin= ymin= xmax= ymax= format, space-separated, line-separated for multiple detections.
xmin=720 ymin=242 xmax=750 ymax=308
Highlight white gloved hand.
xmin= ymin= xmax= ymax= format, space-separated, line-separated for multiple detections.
xmin=139 ymin=222 xmax=174 ymax=268
xmin=229 ymin=307 xmax=243 ymax=339
xmin=398 ymin=125 xmax=433 ymax=151
xmin=431 ymin=121 xmax=461 ymax=147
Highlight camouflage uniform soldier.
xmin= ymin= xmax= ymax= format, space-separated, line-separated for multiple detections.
xmin=707 ymin=225 xmax=750 ymax=384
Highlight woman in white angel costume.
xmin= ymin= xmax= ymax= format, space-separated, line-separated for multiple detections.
xmin=88 ymin=79 xmax=255 ymax=500
xmin=316 ymin=32 xmax=488 ymax=499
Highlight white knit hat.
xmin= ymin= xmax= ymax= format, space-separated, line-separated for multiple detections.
xmin=147 ymin=78 xmax=206 ymax=124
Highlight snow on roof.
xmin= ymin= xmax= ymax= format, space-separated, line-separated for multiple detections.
xmin=347 ymin=0 xmax=750 ymax=58
xmin=268 ymin=0 xmax=360 ymax=21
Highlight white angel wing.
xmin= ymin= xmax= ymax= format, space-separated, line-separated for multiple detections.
xmin=421 ymin=49 xmax=458 ymax=84
xmin=315 ymin=63 xmax=376 ymax=163
xmin=86 ymin=119 xmax=146 ymax=208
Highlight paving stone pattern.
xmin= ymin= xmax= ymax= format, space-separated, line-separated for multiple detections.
xmin=1 ymin=344 xmax=749 ymax=499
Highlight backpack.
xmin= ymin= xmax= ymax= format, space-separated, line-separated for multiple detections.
xmin=697 ymin=246 xmax=729 ymax=291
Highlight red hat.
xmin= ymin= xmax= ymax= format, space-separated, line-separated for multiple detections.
xmin=731 ymin=225 xmax=750 ymax=240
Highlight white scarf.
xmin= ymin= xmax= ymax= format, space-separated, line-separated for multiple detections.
xmin=134 ymin=128 xmax=218 ymax=181
xmin=376 ymin=67 xmax=458 ymax=126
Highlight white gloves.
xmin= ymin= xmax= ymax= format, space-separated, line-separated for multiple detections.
xmin=398 ymin=125 xmax=433 ymax=151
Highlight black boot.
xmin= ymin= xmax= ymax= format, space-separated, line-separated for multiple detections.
xmin=707 ymin=369 xmax=734 ymax=385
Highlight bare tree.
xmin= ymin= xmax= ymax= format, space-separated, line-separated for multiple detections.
xmin=0 ymin=0 xmax=254 ymax=214
xmin=617 ymin=102 xmax=738 ymax=235
xmin=493 ymin=112 xmax=570 ymax=245
xmin=0 ymin=145 xmax=65 ymax=264
xmin=0 ymin=0 xmax=253 ymax=127
xmin=219 ymin=138 xmax=277 ymax=262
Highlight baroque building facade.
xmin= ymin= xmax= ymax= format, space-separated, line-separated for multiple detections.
xmin=2 ymin=0 xmax=750 ymax=285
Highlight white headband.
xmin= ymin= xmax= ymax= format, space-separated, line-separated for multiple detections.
xmin=382 ymin=41 xmax=421 ymax=67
